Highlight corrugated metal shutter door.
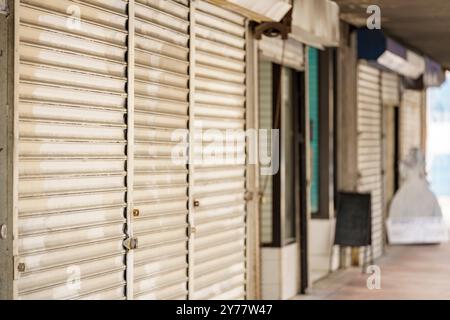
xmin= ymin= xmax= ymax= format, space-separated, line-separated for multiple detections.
xmin=400 ymin=90 xmax=422 ymax=161
xmin=357 ymin=63 xmax=384 ymax=259
xmin=192 ymin=0 xmax=247 ymax=300
xmin=16 ymin=0 xmax=129 ymax=299
xmin=381 ymin=72 xmax=399 ymax=107
xmin=132 ymin=0 xmax=190 ymax=300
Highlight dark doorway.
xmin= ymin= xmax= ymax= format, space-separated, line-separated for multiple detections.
xmin=394 ymin=106 xmax=401 ymax=192
xmin=294 ymin=70 xmax=308 ymax=294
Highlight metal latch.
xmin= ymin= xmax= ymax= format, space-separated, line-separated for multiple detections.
xmin=188 ymin=224 xmax=197 ymax=237
xmin=244 ymin=191 xmax=254 ymax=201
xmin=123 ymin=237 xmax=138 ymax=251
xmin=0 ymin=224 xmax=7 ymax=240
xmin=0 ymin=0 xmax=9 ymax=15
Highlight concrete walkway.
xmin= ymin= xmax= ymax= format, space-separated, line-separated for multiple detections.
xmin=294 ymin=239 xmax=450 ymax=300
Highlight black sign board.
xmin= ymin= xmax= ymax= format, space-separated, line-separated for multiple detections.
xmin=334 ymin=192 xmax=372 ymax=247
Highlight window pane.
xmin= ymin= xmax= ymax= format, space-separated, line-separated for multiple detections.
xmin=282 ymin=67 xmax=296 ymax=242
xmin=309 ymin=47 xmax=320 ymax=214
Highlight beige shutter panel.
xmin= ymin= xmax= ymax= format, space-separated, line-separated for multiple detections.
xmin=16 ymin=0 xmax=129 ymax=300
xmin=357 ymin=63 xmax=384 ymax=260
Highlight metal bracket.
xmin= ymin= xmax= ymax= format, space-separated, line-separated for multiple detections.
xmin=123 ymin=237 xmax=138 ymax=251
xmin=254 ymin=9 xmax=292 ymax=40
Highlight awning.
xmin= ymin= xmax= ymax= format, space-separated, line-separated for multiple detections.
xmin=423 ymin=57 xmax=445 ymax=88
xmin=290 ymin=0 xmax=340 ymax=49
xmin=402 ymin=57 xmax=445 ymax=90
xmin=357 ymin=29 xmax=425 ymax=80
xmin=207 ymin=0 xmax=292 ymax=22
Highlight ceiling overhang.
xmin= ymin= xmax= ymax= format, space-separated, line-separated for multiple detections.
xmin=334 ymin=0 xmax=450 ymax=70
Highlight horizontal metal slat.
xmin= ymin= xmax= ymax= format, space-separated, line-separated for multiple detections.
xmin=135 ymin=35 xmax=188 ymax=61
xmin=196 ymin=64 xmax=245 ymax=84
xmin=133 ymin=187 xmax=187 ymax=203
xmin=136 ymin=0 xmax=189 ymax=19
xmin=135 ymin=96 xmax=188 ymax=116
xmin=196 ymin=24 xmax=245 ymax=49
xmin=197 ymin=0 xmax=245 ymax=26
xmin=18 ymin=239 xmax=125 ymax=273
xmin=19 ymin=270 xmax=125 ymax=300
xmin=135 ymin=65 xmax=188 ymax=88
xmin=136 ymin=227 xmax=187 ymax=248
xmin=196 ymin=38 xmax=245 ymax=61
xmin=19 ymin=121 xmax=125 ymax=141
xmin=19 ymin=82 xmax=126 ymax=109
xmin=135 ymin=282 xmax=187 ymax=300
xmin=19 ymin=5 xmax=127 ymax=46
xmin=135 ymin=19 xmax=188 ymax=47
xmin=196 ymin=51 xmax=245 ymax=73
xmin=20 ymin=24 xmax=126 ymax=61
xmin=19 ymin=207 xmax=125 ymax=236
xmin=135 ymin=49 xmax=189 ymax=75
xmin=19 ymin=158 xmax=125 ymax=176
xmin=20 ymin=44 xmax=126 ymax=77
xmin=195 ymin=91 xmax=245 ymax=108
xmin=195 ymin=11 xmax=244 ymax=37
xmin=19 ymin=191 xmax=126 ymax=216
xmin=135 ymin=2 xmax=189 ymax=33
xmin=193 ymin=274 xmax=245 ymax=300
xmin=19 ymin=101 xmax=125 ymax=125
xmin=19 ymin=223 xmax=125 ymax=254
xmin=133 ymin=202 xmax=187 ymax=218
xmin=134 ymin=242 xmax=187 ymax=265
xmin=135 ymin=80 xmax=188 ymax=102
xmin=17 ymin=254 xmax=125 ymax=293
xmin=19 ymin=141 xmax=126 ymax=157
xmin=196 ymin=78 xmax=245 ymax=96
xmin=22 ymin=0 xmax=128 ymax=29
xmin=20 ymin=63 xmax=126 ymax=93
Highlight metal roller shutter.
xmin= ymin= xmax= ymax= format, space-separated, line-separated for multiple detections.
xmin=191 ymin=0 xmax=247 ymax=300
xmin=16 ymin=0 xmax=129 ymax=299
xmin=400 ymin=90 xmax=422 ymax=162
xmin=258 ymin=60 xmax=273 ymax=244
xmin=357 ymin=63 xmax=384 ymax=259
xmin=132 ymin=0 xmax=190 ymax=300
xmin=259 ymin=36 xmax=304 ymax=71
xmin=381 ymin=72 xmax=399 ymax=107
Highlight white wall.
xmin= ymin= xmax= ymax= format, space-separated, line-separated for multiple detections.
xmin=261 ymin=243 xmax=299 ymax=300
xmin=309 ymin=219 xmax=339 ymax=283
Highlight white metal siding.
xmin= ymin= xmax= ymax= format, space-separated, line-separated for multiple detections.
xmin=400 ymin=90 xmax=422 ymax=161
xmin=192 ymin=0 xmax=247 ymax=300
xmin=357 ymin=63 xmax=384 ymax=260
xmin=16 ymin=0 xmax=128 ymax=300
xmin=132 ymin=0 xmax=190 ymax=300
